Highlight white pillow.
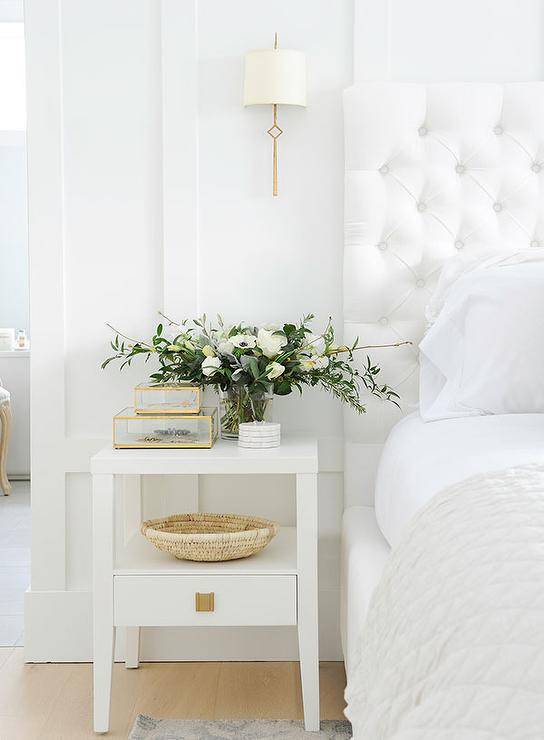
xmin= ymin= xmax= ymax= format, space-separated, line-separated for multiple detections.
xmin=419 ymin=249 xmax=544 ymax=420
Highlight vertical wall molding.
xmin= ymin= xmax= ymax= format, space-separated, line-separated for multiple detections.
xmin=25 ymin=0 xmax=67 ymax=591
xmin=160 ymin=0 xmax=199 ymax=319
xmin=353 ymin=0 xmax=391 ymax=82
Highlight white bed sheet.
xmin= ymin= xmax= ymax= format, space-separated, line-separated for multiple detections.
xmin=375 ymin=412 xmax=544 ymax=547
xmin=340 ymin=506 xmax=390 ymax=677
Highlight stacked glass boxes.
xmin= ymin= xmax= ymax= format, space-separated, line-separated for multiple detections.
xmin=113 ymin=383 xmax=217 ymax=449
xmin=134 ymin=383 xmax=201 ymax=415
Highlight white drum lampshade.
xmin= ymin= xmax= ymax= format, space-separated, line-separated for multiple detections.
xmin=243 ymin=36 xmax=306 ymax=196
xmin=243 ymin=49 xmax=306 ymax=107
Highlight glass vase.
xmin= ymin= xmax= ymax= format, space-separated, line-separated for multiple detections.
xmin=219 ymin=386 xmax=273 ymax=440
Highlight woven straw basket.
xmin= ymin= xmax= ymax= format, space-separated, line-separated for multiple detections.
xmin=141 ymin=513 xmax=279 ymax=562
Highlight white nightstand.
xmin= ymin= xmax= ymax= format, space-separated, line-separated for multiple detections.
xmin=90 ymin=437 xmax=319 ymax=733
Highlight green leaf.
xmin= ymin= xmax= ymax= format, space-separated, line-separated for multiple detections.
xmin=275 ymin=380 xmax=292 ymax=395
xmin=248 ymin=357 xmax=260 ymax=380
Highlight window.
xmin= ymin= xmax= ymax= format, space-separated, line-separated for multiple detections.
xmin=0 ymin=22 xmax=25 ymax=130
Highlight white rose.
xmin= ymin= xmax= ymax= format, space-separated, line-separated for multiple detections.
xmin=257 ymin=328 xmax=287 ymax=359
xmin=201 ymin=356 xmax=221 ymax=377
xmin=202 ymin=344 xmax=215 ymax=357
xmin=230 ymin=334 xmax=257 ymax=349
xmin=266 ymin=361 xmax=285 ymax=380
xmin=218 ymin=340 xmax=234 ymax=355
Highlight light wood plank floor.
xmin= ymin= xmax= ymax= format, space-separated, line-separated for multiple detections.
xmin=0 ymin=483 xmax=30 ymax=648
xmin=0 ymin=649 xmax=346 ymax=739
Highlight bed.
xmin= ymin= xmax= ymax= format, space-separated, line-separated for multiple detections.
xmin=341 ymin=82 xmax=544 ymax=737
xmin=341 ymin=412 xmax=544 ymax=670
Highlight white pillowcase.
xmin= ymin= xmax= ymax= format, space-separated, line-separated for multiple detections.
xmin=419 ymin=249 xmax=544 ymax=421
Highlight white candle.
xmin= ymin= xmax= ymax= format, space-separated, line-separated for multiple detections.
xmin=238 ymin=422 xmax=281 ymax=448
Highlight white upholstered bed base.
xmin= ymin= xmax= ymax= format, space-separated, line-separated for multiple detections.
xmin=340 ymin=413 xmax=544 ymax=669
xmin=343 ymin=82 xmax=544 ymax=505
xmin=340 ymin=506 xmax=390 ymax=676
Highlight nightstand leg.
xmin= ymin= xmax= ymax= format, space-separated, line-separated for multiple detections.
xmin=125 ymin=627 xmax=140 ymax=669
xmin=296 ymin=473 xmax=320 ymax=731
xmin=93 ymin=474 xmax=115 ymax=733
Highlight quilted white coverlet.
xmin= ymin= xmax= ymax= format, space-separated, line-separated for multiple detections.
xmin=345 ymin=466 xmax=544 ymax=739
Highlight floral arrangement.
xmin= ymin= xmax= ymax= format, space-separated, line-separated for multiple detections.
xmin=103 ymin=313 xmax=405 ymax=438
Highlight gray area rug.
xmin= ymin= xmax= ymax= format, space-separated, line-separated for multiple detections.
xmin=129 ymin=715 xmax=352 ymax=739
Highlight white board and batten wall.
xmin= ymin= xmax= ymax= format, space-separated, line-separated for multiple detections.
xmin=24 ymin=0 xmax=544 ymax=662
xmin=24 ymin=0 xmax=349 ymax=663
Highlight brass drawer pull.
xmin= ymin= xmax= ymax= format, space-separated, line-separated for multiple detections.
xmin=195 ymin=592 xmax=215 ymax=612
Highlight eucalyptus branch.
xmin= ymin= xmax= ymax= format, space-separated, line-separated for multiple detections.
xmin=328 ymin=340 xmax=412 ymax=355
xmin=157 ymin=311 xmax=182 ymax=328
xmin=105 ymin=323 xmax=153 ymax=348
xmin=102 ymin=313 xmax=406 ymax=416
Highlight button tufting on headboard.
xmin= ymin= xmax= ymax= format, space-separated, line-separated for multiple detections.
xmin=343 ymin=83 xmax=544 ymax=500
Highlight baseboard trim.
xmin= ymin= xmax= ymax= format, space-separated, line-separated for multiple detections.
xmin=24 ymin=588 xmax=343 ymax=662
xmin=25 ymin=589 xmax=93 ymax=662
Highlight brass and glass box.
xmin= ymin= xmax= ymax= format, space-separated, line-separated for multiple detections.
xmin=113 ymin=407 xmax=218 ymax=448
xmin=134 ymin=383 xmax=201 ymax=415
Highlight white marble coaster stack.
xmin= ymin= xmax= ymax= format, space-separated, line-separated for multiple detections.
xmin=238 ymin=422 xmax=281 ymax=448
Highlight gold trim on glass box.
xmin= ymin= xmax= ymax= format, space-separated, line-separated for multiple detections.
xmin=113 ymin=406 xmax=218 ymax=449
xmin=134 ymin=383 xmax=201 ymax=415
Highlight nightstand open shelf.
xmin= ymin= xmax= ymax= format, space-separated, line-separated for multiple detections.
xmin=115 ymin=525 xmax=297 ymax=576
xmin=91 ymin=437 xmax=319 ymax=734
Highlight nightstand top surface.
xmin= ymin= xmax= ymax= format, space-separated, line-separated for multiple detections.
xmin=91 ymin=436 xmax=318 ymax=475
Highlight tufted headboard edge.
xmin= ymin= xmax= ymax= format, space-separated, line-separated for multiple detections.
xmin=343 ymin=81 xmax=544 ymax=507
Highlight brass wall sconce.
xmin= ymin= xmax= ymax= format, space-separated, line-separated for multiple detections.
xmin=243 ymin=34 xmax=307 ymax=196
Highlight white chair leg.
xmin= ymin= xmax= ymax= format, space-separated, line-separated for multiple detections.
xmin=0 ymin=404 xmax=12 ymax=496
xmin=125 ymin=627 xmax=140 ymax=669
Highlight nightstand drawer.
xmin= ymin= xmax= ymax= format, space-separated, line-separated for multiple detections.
xmin=113 ymin=574 xmax=297 ymax=627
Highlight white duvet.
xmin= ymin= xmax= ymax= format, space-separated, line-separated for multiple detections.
xmin=345 ymin=465 xmax=544 ymax=740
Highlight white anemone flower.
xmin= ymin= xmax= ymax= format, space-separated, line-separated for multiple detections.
xmin=230 ymin=334 xmax=257 ymax=349
xmin=201 ymin=356 xmax=221 ymax=377
xmin=266 ymin=361 xmax=285 ymax=380
xmin=257 ymin=328 xmax=287 ymax=359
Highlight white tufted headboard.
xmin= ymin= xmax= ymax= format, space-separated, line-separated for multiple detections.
xmin=343 ymin=82 xmax=544 ymax=506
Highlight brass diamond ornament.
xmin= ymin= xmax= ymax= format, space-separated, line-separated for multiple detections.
xmin=267 ymin=124 xmax=283 ymax=140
